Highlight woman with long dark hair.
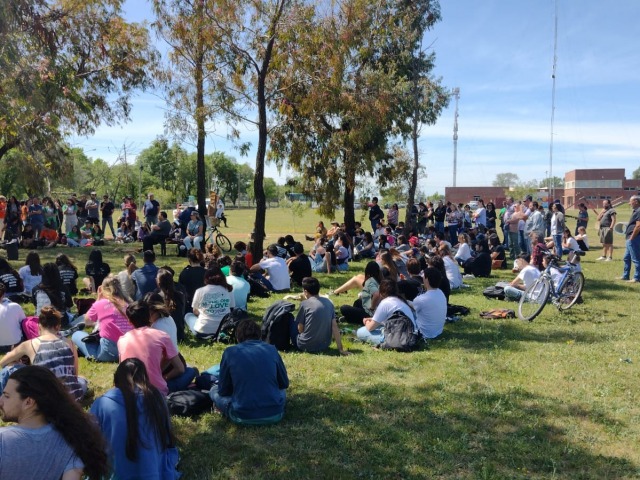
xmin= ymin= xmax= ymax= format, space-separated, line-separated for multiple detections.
xmin=155 ymin=269 xmax=186 ymax=342
xmin=34 ymin=263 xmax=73 ymax=323
xmin=90 ymin=358 xmax=180 ymax=479
xmin=338 ymin=261 xmax=382 ymax=323
xmin=18 ymin=250 xmax=42 ymax=296
xmin=178 ymin=248 xmax=206 ymax=310
xmin=55 ymin=253 xmax=79 ymax=295
xmin=83 ymin=248 xmax=111 ymax=293
xmin=4 ymin=195 xmax=21 ymax=238
xmin=1 ymin=366 xmax=109 ymax=480
xmin=184 ymin=266 xmax=235 ymax=336
xmin=356 ymin=279 xmax=416 ymax=346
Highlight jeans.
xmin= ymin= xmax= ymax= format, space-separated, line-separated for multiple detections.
xmin=502 ymin=225 xmax=509 ymax=247
xmin=167 ymin=367 xmax=198 ymax=393
xmin=448 ymin=225 xmax=459 ymax=245
xmin=183 ymin=235 xmax=203 ymax=250
xmin=504 ymin=285 xmax=524 ymax=301
xmin=508 ymin=231 xmax=520 ymax=259
xmin=101 ymin=216 xmax=115 ymax=238
xmin=434 ymin=221 xmax=445 ymax=235
xmin=356 ymin=326 xmax=384 ymax=345
xmin=66 ymin=238 xmax=80 ymax=247
xmin=71 ymin=332 xmax=119 ymax=362
xmin=622 ymin=236 xmax=640 ymax=281
xmin=519 ymin=230 xmax=528 ymax=255
xmin=553 ymin=234 xmax=563 ymax=259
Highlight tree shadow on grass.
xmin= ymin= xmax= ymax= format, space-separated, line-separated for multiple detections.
xmin=175 ymin=383 xmax=638 ymax=479
xmin=431 ymin=321 xmax=605 ymax=353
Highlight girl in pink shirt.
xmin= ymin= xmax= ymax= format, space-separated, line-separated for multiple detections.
xmin=71 ymin=276 xmax=131 ymax=362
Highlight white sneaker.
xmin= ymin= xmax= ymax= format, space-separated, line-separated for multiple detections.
xmin=596 ymin=256 xmax=606 ymax=261
xmin=605 ymin=257 xmax=613 ymax=261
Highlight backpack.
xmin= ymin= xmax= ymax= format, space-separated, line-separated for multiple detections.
xmin=214 ymin=309 xmax=249 ymax=343
xmin=479 ymin=309 xmax=515 ymax=319
xmin=248 ymin=277 xmax=271 ymax=298
xmin=447 ymin=304 xmax=471 ymax=317
xmin=483 ymin=285 xmax=505 ymax=300
xmin=379 ymin=310 xmax=420 ymax=352
xmin=166 ymin=390 xmax=213 ymax=417
xmin=261 ymin=300 xmax=295 ymax=351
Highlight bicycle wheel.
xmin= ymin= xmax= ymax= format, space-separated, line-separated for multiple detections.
xmin=518 ymin=276 xmax=551 ymax=321
xmin=216 ymin=233 xmax=232 ymax=252
xmin=556 ymin=271 xmax=584 ymax=310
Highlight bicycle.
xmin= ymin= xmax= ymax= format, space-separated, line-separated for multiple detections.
xmin=204 ymin=220 xmax=232 ymax=252
xmin=518 ymin=251 xmax=585 ymax=321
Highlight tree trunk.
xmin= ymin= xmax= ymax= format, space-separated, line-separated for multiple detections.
xmin=405 ymin=111 xmax=420 ymax=235
xmin=195 ymin=20 xmax=207 ymax=219
xmin=252 ymin=71 xmax=268 ymax=260
xmin=343 ymin=151 xmax=356 ymax=233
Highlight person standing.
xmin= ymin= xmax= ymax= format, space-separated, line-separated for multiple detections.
xmin=620 ymin=195 xmax=640 ymax=283
xmin=368 ymin=197 xmax=384 ymax=232
xmin=216 ymin=197 xmax=228 ymax=227
xmin=550 ymin=202 xmax=565 ymax=259
xmin=575 ymin=203 xmax=589 ymax=235
xmin=143 ymin=193 xmax=160 ymax=226
xmin=28 ymin=196 xmax=45 ymax=238
xmin=0 ymin=366 xmax=109 ymax=480
xmin=100 ymin=194 xmax=116 ymax=239
xmin=85 ymin=192 xmax=100 ymax=224
xmin=596 ymin=199 xmax=617 ymax=261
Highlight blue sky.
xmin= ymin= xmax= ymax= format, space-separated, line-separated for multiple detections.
xmin=72 ymin=0 xmax=640 ymax=194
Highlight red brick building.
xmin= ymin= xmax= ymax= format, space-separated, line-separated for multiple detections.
xmin=563 ymin=169 xmax=640 ymax=208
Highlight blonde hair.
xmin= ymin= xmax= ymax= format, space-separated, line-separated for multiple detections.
xmin=100 ymin=276 xmax=131 ymax=316
xmin=124 ymin=254 xmax=137 ymax=275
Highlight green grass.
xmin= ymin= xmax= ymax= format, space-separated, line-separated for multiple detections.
xmin=4 ymin=205 xmax=640 ymax=479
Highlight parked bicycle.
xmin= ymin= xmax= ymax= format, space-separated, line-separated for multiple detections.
xmin=205 ymin=221 xmax=232 ymax=252
xmin=518 ymin=251 xmax=585 ymax=321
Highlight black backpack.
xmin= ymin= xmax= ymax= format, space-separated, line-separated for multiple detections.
xmin=379 ymin=310 xmax=420 ymax=352
xmin=261 ymin=300 xmax=295 ymax=351
xmin=215 ymin=309 xmax=249 ymax=343
xmin=483 ymin=285 xmax=506 ymax=300
xmin=166 ymin=390 xmax=213 ymax=417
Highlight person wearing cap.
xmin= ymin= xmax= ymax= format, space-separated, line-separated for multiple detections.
xmin=183 ymin=210 xmax=204 ymax=251
xmin=143 ymin=193 xmax=160 ymax=225
xmin=141 ymin=211 xmax=172 ymax=254
xmin=79 ymin=219 xmax=94 ymax=246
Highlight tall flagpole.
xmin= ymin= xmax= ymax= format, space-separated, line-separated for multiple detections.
xmin=549 ymin=0 xmax=558 ymax=200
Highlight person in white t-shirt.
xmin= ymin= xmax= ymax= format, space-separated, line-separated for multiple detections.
xmin=250 ymin=244 xmax=290 ymax=292
xmin=413 ymin=268 xmax=448 ymax=339
xmin=504 ymin=254 xmax=541 ymax=300
xmin=473 ymin=199 xmax=487 ymax=230
xmin=185 ymin=266 xmax=235 ymax=335
xmin=357 ymin=279 xmax=415 ymax=346
xmin=0 ymin=284 xmax=25 ymax=352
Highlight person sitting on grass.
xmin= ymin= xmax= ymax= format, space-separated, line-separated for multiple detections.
xmin=0 ymin=366 xmax=109 ymax=480
xmin=413 ymin=268 xmax=448 ymax=339
xmin=356 ymin=279 xmax=416 ymax=346
xmin=249 ymin=244 xmax=290 ymax=292
xmin=290 ymin=277 xmax=349 ymax=355
xmin=209 ymin=319 xmax=289 ymax=425
xmin=287 ymin=242 xmax=312 ymax=287
xmin=83 ymin=248 xmax=111 ymax=293
xmin=90 ymin=358 xmax=181 ymax=479
xmin=118 ymin=301 xmax=194 ymax=395
xmin=504 ymin=253 xmax=541 ymax=301
xmin=39 ymin=222 xmax=59 ymax=248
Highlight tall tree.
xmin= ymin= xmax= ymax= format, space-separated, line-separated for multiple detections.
xmin=0 ymin=0 xmax=155 ymax=164
xmin=269 ymin=0 xmax=443 ymax=232
xmin=152 ymin=0 xmax=221 ymax=218
xmin=203 ymin=0 xmax=302 ymax=259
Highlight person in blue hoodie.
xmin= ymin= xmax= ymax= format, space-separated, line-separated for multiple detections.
xmin=209 ymin=318 xmax=289 ymax=425
xmin=90 ymin=358 xmax=181 ymax=479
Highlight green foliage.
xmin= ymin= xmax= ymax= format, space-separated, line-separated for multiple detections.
xmin=539 ymin=176 xmax=564 ymax=188
xmin=507 ymin=179 xmax=540 ymax=202
xmin=493 ymin=172 xmax=520 ymax=187
xmin=0 ymin=0 xmax=156 ymax=163
xmin=632 ymin=165 xmax=640 ymax=180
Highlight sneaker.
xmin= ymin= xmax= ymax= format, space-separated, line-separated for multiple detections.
xmin=626 ymin=279 xmax=639 ymax=283
xmin=618 ymin=277 xmax=630 ymax=281
xmin=596 ymin=256 xmax=606 ymax=261
xmin=605 ymin=257 xmax=613 ymax=261
xmin=463 ymin=274 xmax=475 ymax=279
xmin=59 ymin=322 xmax=86 ymax=338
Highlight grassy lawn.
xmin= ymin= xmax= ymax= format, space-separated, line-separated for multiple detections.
xmin=3 ymin=205 xmax=639 ymax=479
